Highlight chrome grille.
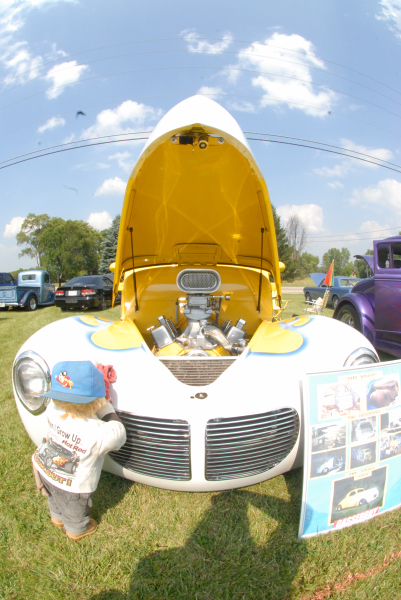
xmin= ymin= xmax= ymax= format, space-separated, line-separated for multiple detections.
xmin=205 ymin=408 xmax=299 ymax=481
xmin=160 ymin=358 xmax=236 ymax=386
xmin=109 ymin=412 xmax=191 ymax=480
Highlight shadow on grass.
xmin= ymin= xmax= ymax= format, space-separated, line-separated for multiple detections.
xmin=90 ymin=470 xmax=307 ymax=600
xmin=90 ymin=473 xmax=135 ymax=523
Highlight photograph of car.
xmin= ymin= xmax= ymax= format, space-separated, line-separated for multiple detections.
xmin=318 ymin=383 xmax=361 ymax=418
xmin=303 ymin=274 xmax=361 ymax=310
xmin=350 ymin=443 xmax=376 ymax=468
xmin=313 ymin=454 xmax=345 ymax=477
xmin=351 ymin=417 xmax=376 ymax=442
xmin=312 ymin=424 xmax=346 ymax=452
xmin=336 ymin=487 xmax=379 ymax=511
xmin=55 ymin=275 xmax=114 ymax=311
xmin=380 ymin=434 xmax=401 ymax=459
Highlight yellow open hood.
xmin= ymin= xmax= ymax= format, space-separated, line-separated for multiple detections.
xmin=114 ymin=96 xmax=281 ymax=299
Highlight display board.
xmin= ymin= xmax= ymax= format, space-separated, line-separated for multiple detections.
xmin=299 ymin=359 xmax=401 ymax=538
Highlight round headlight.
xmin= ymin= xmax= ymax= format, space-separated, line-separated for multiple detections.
xmin=13 ymin=351 xmax=50 ymax=414
xmin=343 ymin=347 xmax=379 ymax=367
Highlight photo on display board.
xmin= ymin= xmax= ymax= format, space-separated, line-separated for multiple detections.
xmin=329 ymin=466 xmax=387 ymax=525
xmin=311 ymin=423 xmax=346 ymax=453
xmin=310 ymin=449 xmax=346 ymax=479
xmin=350 ymin=441 xmax=377 ymax=469
xmin=350 ymin=416 xmax=377 ymax=444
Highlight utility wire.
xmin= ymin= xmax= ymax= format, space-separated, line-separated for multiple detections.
xmin=3 ymin=47 xmax=401 ymax=112
xmin=1 ymin=65 xmax=401 ymax=124
xmin=2 ymin=36 xmax=400 ymax=98
xmin=3 ymin=92 xmax=401 ymax=143
xmin=246 ymin=137 xmax=401 ymax=174
xmin=309 ymin=226 xmax=401 ymax=240
xmin=244 ymin=131 xmax=400 ymax=170
xmin=1 ymin=131 xmax=401 ymax=173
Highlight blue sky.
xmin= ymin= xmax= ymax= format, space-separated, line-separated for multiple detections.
xmin=1 ymin=0 xmax=401 ymax=271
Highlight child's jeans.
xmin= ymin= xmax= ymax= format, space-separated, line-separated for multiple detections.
xmin=39 ymin=474 xmax=93 ymax=534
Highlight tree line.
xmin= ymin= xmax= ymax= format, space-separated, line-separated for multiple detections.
xmin=16 ymin=213 xmax=120 ymax=284
xmin=15 ymin=210 xmax=371 ymax=285
xmin=272 ymin=206 xmax=372 ymax=282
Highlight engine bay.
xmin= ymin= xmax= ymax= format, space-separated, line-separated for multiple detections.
xmin=149 ymin=269 xmax=248 ymax=357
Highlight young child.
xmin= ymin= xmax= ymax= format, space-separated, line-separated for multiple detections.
xmin=32 ymin=360 xmax=127 ymax=542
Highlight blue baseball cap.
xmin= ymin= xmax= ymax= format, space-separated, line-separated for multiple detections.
xmin=41 ymin=360 xmax=106 ymax=404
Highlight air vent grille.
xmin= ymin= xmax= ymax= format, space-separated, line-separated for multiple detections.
xmin=159 ymin=358 xmax=236 ymax=386
xmin=109 ymin=412 xmax=191 ymax=480
xmin=205 ymin=408 xmax=299 ymax=481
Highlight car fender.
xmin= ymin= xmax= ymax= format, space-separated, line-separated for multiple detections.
xmin=334 ymin=293 xmax=375 ymax=345
xmin=19 ymin=290 xmax=37 ymax=307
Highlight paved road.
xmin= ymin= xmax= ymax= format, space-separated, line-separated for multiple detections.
xmin=282 ymin=287 xmax=304 ymax=294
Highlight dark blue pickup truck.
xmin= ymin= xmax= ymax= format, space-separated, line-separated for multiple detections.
xmin=0 ymin=270 xmax=55 ymax=311
xmin=0 ymin=273 xmax=16 ymax=286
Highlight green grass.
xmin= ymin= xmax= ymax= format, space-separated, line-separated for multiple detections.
xmin=281 ymin=277 xmax=315 ymax=288
xmin=1 ymin=304 xmax=401 ymax=599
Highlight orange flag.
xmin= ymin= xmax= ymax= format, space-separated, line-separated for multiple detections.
xmin=323 ymin=261 xmax=334 ymax=286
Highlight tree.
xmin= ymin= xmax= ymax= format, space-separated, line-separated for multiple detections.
xmin=271 ymin=205 xmax=297 ymax=281
xmin=298 ymin=252 xmax=320 ymax=278
xmin=39 ymin=218 xmax=103 ymax=284
xmin=285 ymin=214 xmax=308 ymax=260
xmin=99 ymin=215 xmax=121 ymax=273
xmin=16 ymin=213 xmax=51 ymax=267
xmin=321 ymin=247 xmax=354 ymax=275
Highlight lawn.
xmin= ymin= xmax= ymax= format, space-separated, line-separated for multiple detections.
xmin=1 ymin=303 xmax=401 ymax=600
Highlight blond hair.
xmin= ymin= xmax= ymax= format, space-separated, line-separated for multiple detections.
xmin=52 ymin=396 xmax=107 ymax=420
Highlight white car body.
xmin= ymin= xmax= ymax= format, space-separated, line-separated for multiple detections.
xmin=13 ymin=96 xmax=379 ymax=492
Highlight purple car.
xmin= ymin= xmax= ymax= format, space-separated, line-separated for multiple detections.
xmin=333 ymin=236 xmax=401 ymax=358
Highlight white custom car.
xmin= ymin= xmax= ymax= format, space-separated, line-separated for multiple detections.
xmin=13 ymin=96 xmax=379 ymax=492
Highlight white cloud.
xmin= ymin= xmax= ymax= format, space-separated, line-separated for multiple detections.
xmin=315 ymin=140 xmax=393 ymax=179
xmin=94 ymin=177 xmax=126 ymax=196
xmin=359 ymin=220 xmax=391 ymax=235
xmin=349 ymin=179 xmax=401 ymax=219
xmin=1 ymin=43 xmax=43 ymax=84
xmin=227 ymin=99 xmax=257 ymax=113
xmin=314 ymin=162 xmax=352 ymax=178
xmin=229 ymin=33 xmax=337 ymax=117
xmin=108 ymin=151 xmax=133 ymax=172
xmin=45 ymin=60 xmax=88 ymax=99
xmin=340 ymin=138 xmax=393 ymax=166
xmin=376 ymin=0 xmax=401 ymax=38
xmin=3 ymin=216 xmax=24 ymax=238
xmin=37 ymin=115 xmax=65 ymax=133
xmin=327 ymin=181 xmax=344 ymax=189
xmin=197 ymin=86 xmax=224 ymax=100
xmin=87 ymin=211 xmax=113 ymax=231
xmin=276 ymin=203 xmax=324 ymax=233
xmin=82 ymin=100 xmax=162 ymax=139
xmin=181 ymin=30 xmax=233 ymax=54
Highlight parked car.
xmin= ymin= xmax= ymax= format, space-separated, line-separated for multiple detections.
xmin=303 ymin=274 xmax=361 ymax=310
xmin=0 ymin=272 xmax=16 ymax=286
xmin=0 ymin=270 xmax=54 ymax=311
xmin=316 ymin=456 xmax=344 ymax=475
xmin=12 ymin=96 xmax=379 ymax=493
xmin=55 ymin=275 xmax=114 ymax=311
xmin=333 ymin=237 xmax=401 ymax=357
xmin=336 ymin=487 xmax=379 ymax=511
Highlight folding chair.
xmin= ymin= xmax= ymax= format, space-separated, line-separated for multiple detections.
xmin=273 ymin=299 xmax=290 ymax=322
xmin=303 ymin=289 xmax=330 ymax=316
